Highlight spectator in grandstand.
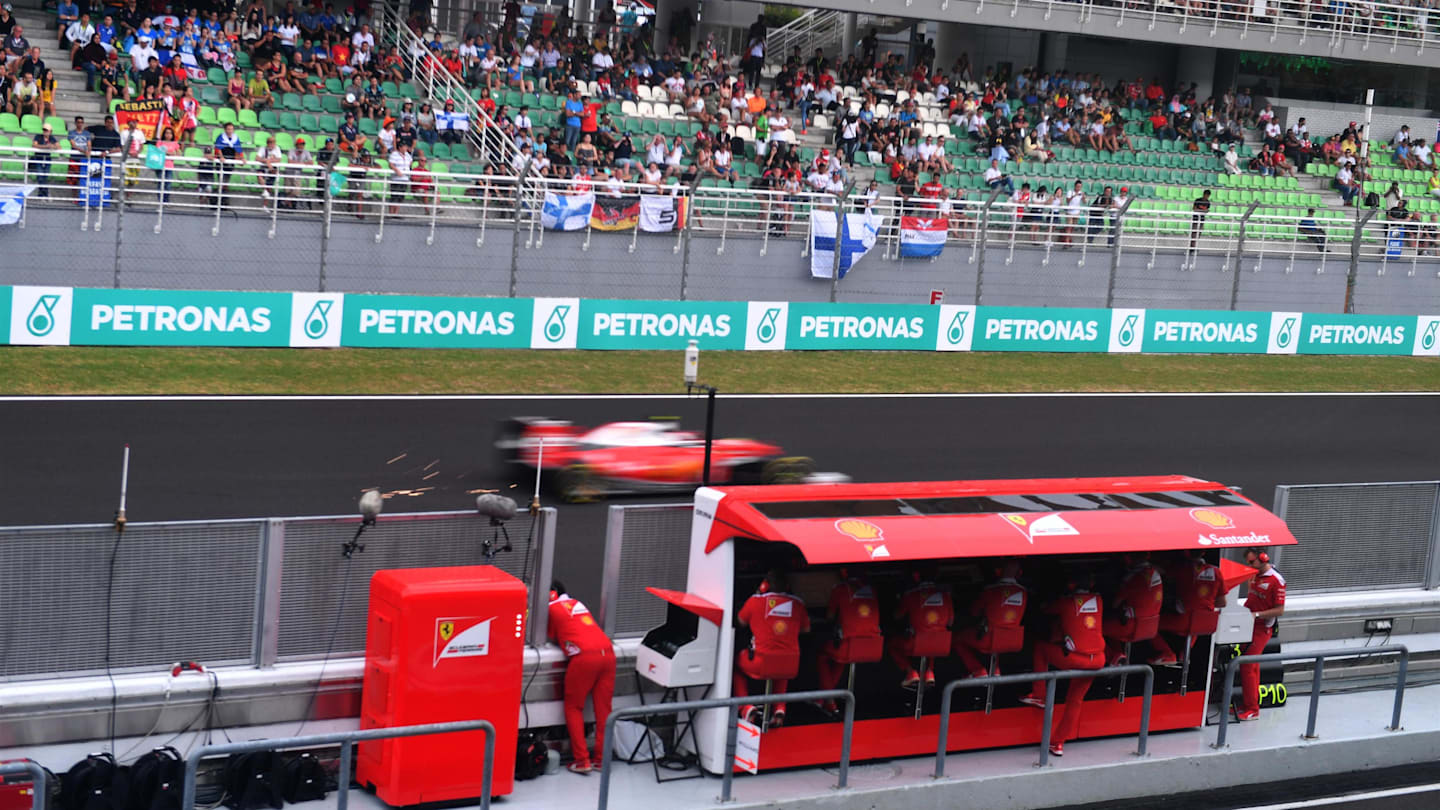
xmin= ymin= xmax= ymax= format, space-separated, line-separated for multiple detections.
xmin=257 ymin=134 xmax=284 ymax=206
xmin=1189 ymin=189 xmax=1212 ymax=255
xmin=984 ymin=159 xmax=1014 ymax=195
xmin=4 ymin=24 xmax=28 ymax=72
xmin=1415 ymin=140 xmax=1434 ymax=170
xmin=1396 ymin=137 xmax=1418 ymax=170
xmin=1086 ymin=185 xmax=1114 ymax=244
xmin=1383 ymin=181 xmax=1404 ymax=211
xmin=28 ymin=122 xmax=56 ymax=197
xmin=1335 ymin=163 xmax=1360 ymax=206
xmin=8 ymin=69 xmax=35 ymax=116
xmin=387 ymin=141 xmax=413 ymax=215
xmin=1430 ymin=169 xmax=1440 ymax=201
xmin=1298 ymin=209 xmax=1326 ymax=253
xmin=64 ymin=13 xmax=93 ymax=59
xmin=247 ymin=69 xmax=275 ymax=111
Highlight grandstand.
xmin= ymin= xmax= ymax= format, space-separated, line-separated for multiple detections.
xmin=1 ymin=0 xmax=1438 ymax=312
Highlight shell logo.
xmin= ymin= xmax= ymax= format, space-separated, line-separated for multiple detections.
xmin=1198 ymin=585 xmax=1211 ymax=597
xmin=925 ymin=610 xmax=940 ymax=625
xmin=857 ymin=604 xmax=872 ymax=618
xmin=1003 ymin=609 xmax=1018 ymax=623
xmin=835 ymin=518 xmax=884 ymax=542
xmin=1084 ymin=616 xmax=1097 ymax=629
xmin=581 ymin=615 xmax=595 ymax=625
xmin=1190 ymin=508 xmax=1235 ymax=529
xmin=772 ymin=620 xmax=788 ymax=635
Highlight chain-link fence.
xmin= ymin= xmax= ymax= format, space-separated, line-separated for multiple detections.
xmin=0 ymin=507 xmax=556 ymax=682
xmin=598 ymin=504 xmax=694 ymax=638
xmin=5 ymin=146 xmax=1440 ymax=311
xmin=1273 ymin=482 xmax=1440 ymax=595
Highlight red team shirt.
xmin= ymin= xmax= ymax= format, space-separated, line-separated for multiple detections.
xmin=828 ymin=581 xmax=881 ymax=639
xmin=548 ymin=594 xmax=611 ymax=657
xmin=1115 ymin=564 xmax=1165 ymax=621
xmin=972 ymin=579 xmax=1027 ymax=631
xmin=739 ymin=591 xmax=810 ymax=655
xmin=1050 ymin=592 xmax=1106 ymax=654
xmin=1245 ymin=569 xmax=1286 ymax=629
xmin=1170 ymin=559 xmax=1222 ymax=615
xmin=896 ymin=583 xmax=954 ymax=632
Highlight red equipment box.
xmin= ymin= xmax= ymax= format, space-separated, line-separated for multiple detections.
xmin=0 ymin=761 xmax=39 ymax=810
xmin=356 ymin=566 xmax=527 ymax=805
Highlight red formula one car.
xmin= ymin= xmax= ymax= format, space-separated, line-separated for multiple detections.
xmin=496 ymin=417 xmax=817 ymax=502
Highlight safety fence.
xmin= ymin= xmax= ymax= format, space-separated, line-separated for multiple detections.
xmin=1272 ymin=482 xmax=1440 ymax=595
xmin=2 ymin=146 xmax=1435 ymax=308
xmin=1213 ymin=645 xmax=1409 ymax=747
xmin=179 ymin=719 xmax=498 ymax=810
xmin=0 ymin=508 xmax=555 ymax=681
xmin=934 ymin=664 xmax=1155 ymax=775
xmin=596 ymin=690 xmax=857 ymax=810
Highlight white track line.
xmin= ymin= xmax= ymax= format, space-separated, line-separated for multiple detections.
xmin=0 ymin=393 xmax=1437 ymax=403
xmin=1236 ymin=783 xmax=1440 ymax=809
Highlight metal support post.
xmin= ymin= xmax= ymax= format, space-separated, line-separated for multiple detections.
xmin=679 ymin=184 xmax=697 ymax=300
xmin=113 ymin=151 xmax=128 ymax=288
xmin=509 ymin=161 xmax=532 ymax=297
xmin=1106 ymin=197 xmax=1134 ymax=307
xmin=1304 ymin=658 xmax=1324 ymax=739
xmin=318 ymin=153 xmax=339 ymax=292
xmin=974 ymin=188 xmax=1002 ymax=304
xmin=829 ymin=191 xmax=850 ymax=303
xmin=1346 ymin=208 xmax=1378 ymax=312
xmin=1229 ymin=202 xmax=1260 ymax=309
xmin=703 ymin=386 xmax=716 ymax=486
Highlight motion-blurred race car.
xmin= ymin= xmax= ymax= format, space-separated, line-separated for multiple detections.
xmin=497 ymin=417 xmax=816 ymax=502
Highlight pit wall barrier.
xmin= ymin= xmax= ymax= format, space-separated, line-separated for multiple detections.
xmin=3 ymin=285 xmax=1439 ymax=355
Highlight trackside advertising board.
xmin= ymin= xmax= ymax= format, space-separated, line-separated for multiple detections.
xmin=2 ymin=286 xmax=1437 ymax=356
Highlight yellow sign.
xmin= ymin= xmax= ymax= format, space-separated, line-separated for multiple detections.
xmin=439 ymin=621 xmax=455 ymax=641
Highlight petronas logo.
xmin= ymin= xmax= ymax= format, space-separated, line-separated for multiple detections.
xmin=1118 ymin=314 xmax=1139 ymax=347
xmin=544 ymin=305 xmax=570 ymax=342
xmin=26 ymin=295 xmax=60 ymax=337
xmin=757 ymin=308 xmax=781 ymax=343
xmin=1423 ymin=320 xmax=1438 ymax=351
xmin=947 ymin=311 xmax=969 ymax=344
xmin=1277 ymin=317 xmax=1297 ymax=348
xmin=304 ymin=300 xmax=333 ymax=339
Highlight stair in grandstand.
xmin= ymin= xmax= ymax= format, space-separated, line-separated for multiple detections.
xmin=9 ymin=0 xmax=103 ymax=121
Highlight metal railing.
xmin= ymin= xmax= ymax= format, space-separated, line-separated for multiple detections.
xmin=0 ymin=761 xmax=46 ymax=810
xmin=765 ymin=10 xmax=846 ymax=65
xmin=1213 ymin=645 xmax=1409 ymax=748
xmin=954 ymin=0 xmax=1440 ymax=58
xmin=376 ymin=1 xmax=520 ymax=173
xmin=179 ymin=719 xmax=497 ymax=810
xmin=934 ymin=664 xmax=1155 ymax=776
xmin=596 ymin=689 xmax=855 ymax=810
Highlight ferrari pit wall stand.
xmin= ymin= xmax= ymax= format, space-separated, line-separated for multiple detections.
xmin=632 ymin=475 xmax=1296 ymax=774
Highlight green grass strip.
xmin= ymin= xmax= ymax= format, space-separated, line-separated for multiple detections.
xmin=1 ymin=347 xmax=1438 ymax=395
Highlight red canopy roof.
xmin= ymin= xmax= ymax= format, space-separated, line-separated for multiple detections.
xmin=646 ymin=586 xmax=725 ymax=626
xmin=701 ymin=475 xmax=1298 ymax=565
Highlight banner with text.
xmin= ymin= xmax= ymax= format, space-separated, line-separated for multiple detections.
xmin=1 ymin=287 xmax=1436 ymax=357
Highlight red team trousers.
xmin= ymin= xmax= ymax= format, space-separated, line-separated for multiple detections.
xmin=1029 ymin=642 xmax=1105 ymax=744
xmin=1239 ymin=625 xmax=1275 ymax=715
xmin=564 ymin=648 xmax=616 ymax=766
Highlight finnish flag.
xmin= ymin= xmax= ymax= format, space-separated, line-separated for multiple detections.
xmin=541 ymin=191 xmax=595 ymax=231
xmin=0 ymin=185 xmax=36 ymax=226
xmin=810 ymin=209 xmax=883 ymax=279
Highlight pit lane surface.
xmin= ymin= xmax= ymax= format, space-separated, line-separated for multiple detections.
xmin=2 ymin=393 xmax=1437 ymax=606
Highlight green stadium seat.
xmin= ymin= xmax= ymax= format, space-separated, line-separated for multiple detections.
xmin=237 ymin=109 xmax=258 ymax=128
xmin=282 ymin=93 xmax=303 ymax=112
xmin=279 ymin=112 xmax=301 ymax=131
xmin=258 ymin=110 xmax=280 ymax=129
xmin=302 ymin=95 xmax=322 ymax=112
xmin=298 ymin=114 xmax=320 ymax=132
xmin=19 ymin=115 xmax=42 ymax=134
xmin=325 ymin=78 xmax=343 ymax=94
xmin=322 ymin=95 xmax=342 ymax=114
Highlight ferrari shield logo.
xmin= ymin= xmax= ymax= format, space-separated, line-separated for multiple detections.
xmin=439 ymin=621 xmax=455 ymax=641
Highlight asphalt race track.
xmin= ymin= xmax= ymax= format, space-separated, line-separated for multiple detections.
xmin=3 ymin=393 xmax=1438 ymax=606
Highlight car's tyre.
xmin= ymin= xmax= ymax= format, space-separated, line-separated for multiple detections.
xmin=760 ymin=456 xmax=817 ymax=485
xmin=558 ymin=464 xmax=602 ymax=503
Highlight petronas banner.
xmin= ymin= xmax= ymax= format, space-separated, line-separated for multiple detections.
xmin=1 ymin=285 xmax=1435 ymax=356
